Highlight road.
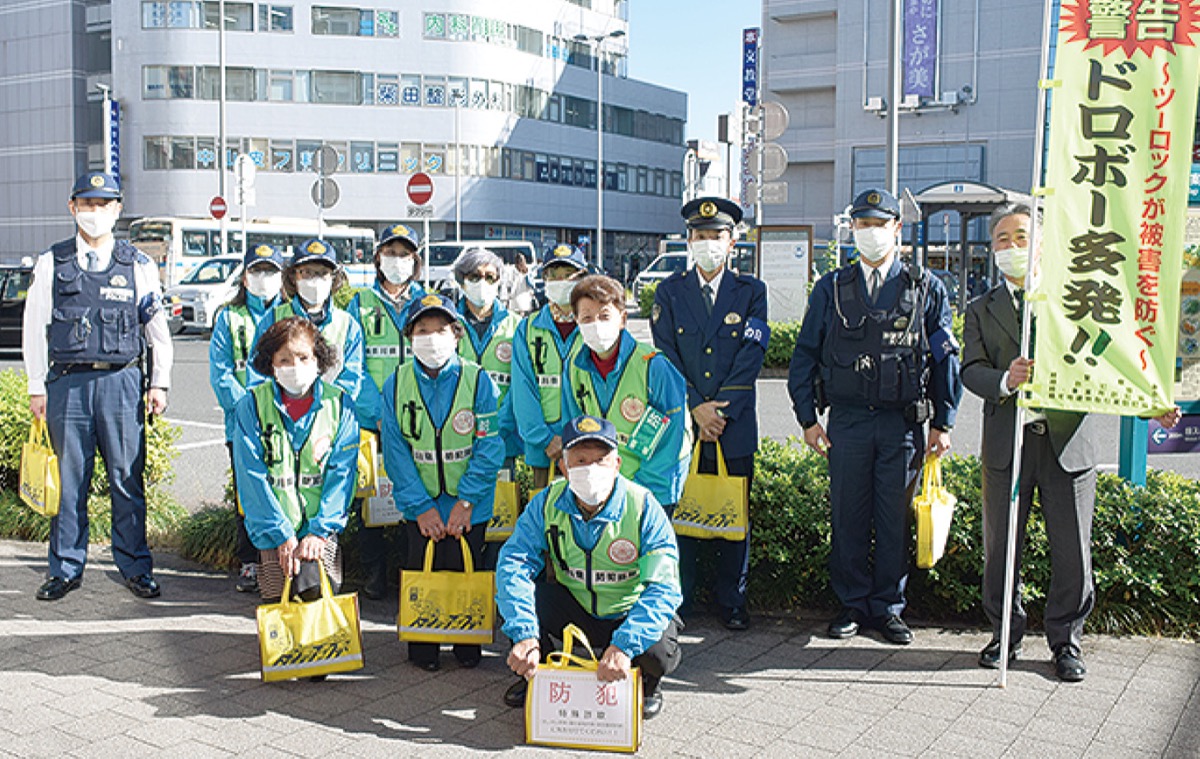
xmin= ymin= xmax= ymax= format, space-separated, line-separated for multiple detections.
xmin=1 ymin=318 xmax=1195 ymax=513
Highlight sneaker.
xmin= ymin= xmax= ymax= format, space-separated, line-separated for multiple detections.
xmin=236 ymin=563 xmax=259 ymax=593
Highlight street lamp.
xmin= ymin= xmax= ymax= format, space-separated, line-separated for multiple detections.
xmin=574 ymin=29 xmax=625 ymax=272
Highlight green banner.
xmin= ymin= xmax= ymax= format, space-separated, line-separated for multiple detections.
xmin=1028 ymin=1 xmax=1200 ymax=416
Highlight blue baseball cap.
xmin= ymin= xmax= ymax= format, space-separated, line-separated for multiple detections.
xmin=292 ymin=238 xmax=339 ymax=269
xmin=561 ymin=415 xmax=619 ymax=451
xmin=541 ymin=244 xmax=588 ymax=274
xmin=404 ymin=292 xmax=460 ymax=330
xmin=850 ymin=188 xmax=901 ymax=220
xmin=71 ymin=172 xmax=122 ymax=200
xmin=378 ymin=223 xmax=421 ymax=251
xmin=244 ymin=244 xmax=285 ymax=271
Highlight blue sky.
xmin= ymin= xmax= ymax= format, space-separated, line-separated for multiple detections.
xmin=626 ymin=2 xmax=762 ymax=144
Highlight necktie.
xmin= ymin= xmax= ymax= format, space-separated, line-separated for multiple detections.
xmin=868 ymin=269 xmax=882 ymax=302
xmin=86 ymin=250 xmax=98 ymax=273
xmin=701 ymin=283 xmax=714 ymax=316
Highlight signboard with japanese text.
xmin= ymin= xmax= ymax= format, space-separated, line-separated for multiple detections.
xmin=108 ymin=100 xmax=121 ymax=176
xmin=526 ymin=666 xmax=641 ymax=752
xmin=904 ymin=0 xmax=938 ymax=98
xmin=742 ymin=28 xmax=760 ymax=106
xmin=1027 ymin=1 xmax=1200 ymax=417
xmin=1147 ymin=414 xmax=1200 ymax=452
xmin=758 ymin=225 xmax=814 ymax=322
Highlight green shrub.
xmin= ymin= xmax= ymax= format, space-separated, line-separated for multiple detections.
xmin=0 ymin=487 xmax=187 ymax=547
xmin=638 ymin=282 xmax=658 ymax=318
xmin=764 ymin=321 xmax=802 ymax=369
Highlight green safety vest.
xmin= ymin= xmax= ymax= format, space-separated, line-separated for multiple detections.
xmin=252 ymin=381 xmax=344 ymax=532
xmin=459 ymin=310 xmax=520 ymax=399
xmin=525 ymin=317 xmax=577 ymax=425
xmin=393 ymin=361 xmax=481 ymax=498
xmin=569 ymin=342 xmax=658 ymax=480
xmin=273 ymin=302 xmax=352 ymax=381
xmin=225 ymin=304 xmax=256 ymax=386
xmin=354 ymin=287 xmax=408 ymax=390
xmin=543 ymin=479 xmax=664 ymax=618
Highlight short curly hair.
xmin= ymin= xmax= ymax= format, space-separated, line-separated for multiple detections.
xmin=251 ymin=317 xmax=339 ymax=378
xmin=569 ymin=274 xmax=625 ymax=314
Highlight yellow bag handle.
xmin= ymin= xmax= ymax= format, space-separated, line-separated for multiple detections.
xmin=920 ymin=454 xmax=942 ymax=496
xmin=29 ymin=418 xmax=51 ymax=448
xmin=278 ymin=556 xmax=337 ymax=609
xmin=687 ymin=440 xmax=729 ymax=479
xmin=421 ymin=535 xmax=476 ymax=575
xmin=545 ymin=623 xmax=600 ymax=671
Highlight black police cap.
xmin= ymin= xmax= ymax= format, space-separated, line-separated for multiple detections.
xmin=850 ymin=188 xmax=901 ymax=220
xmin=681 ymin=196 xmax=743 ymax=230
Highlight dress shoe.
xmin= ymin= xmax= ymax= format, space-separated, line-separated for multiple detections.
xmin=454 ymin=646 xmax=482 ymax=668
xmin=1053 ymin=645 xmax=1086 ymax=682
xmin=36 ymin=576 xmax=81 ymax=601
xmin=235 ymin=563 xmax=258 ymax=594
xmin=362 ymin=563 xmax=388 ymax=600
xmin=876 ymin=615 xmax=913 ymax=645
xmin=978 ymin=638 xmax=1022 ymax=669
xmin=827 ymin=608 xmax=861 ymax=639
xmin=410 ymin=657 xmax=440 ymax=672
xmin=643 ymin=688 xmax=664 ymax=719
xmin=125 ymin=574 xmax=161 ymax=599
xmin=723 ymin=607 xmax=751 ymax=631
xmin=504 ymin=678 xmax=529 ymax=708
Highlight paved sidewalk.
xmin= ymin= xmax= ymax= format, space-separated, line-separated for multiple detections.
xmin=0 ymin=540 xmax=1196 ymax=758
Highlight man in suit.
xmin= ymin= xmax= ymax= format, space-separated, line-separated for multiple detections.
xmin=964 ymin=202 xmax=1101 ymax=681
xmin=651 ymin=196 xmax=770 ymax=630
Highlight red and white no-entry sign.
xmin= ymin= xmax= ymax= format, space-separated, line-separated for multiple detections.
xmin=407 ymin=173 xmax=433 ymax=205
xmin=209 ymin=196 xmax=228 ymax=219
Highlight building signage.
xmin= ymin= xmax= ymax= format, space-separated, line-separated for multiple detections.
xmin=903 ymin=0 xmax=938 ymax=98
xmin=742 ymin=28 xmax=760 ymax=106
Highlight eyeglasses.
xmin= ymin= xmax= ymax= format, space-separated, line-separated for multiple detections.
xmin=465 ymin=273 xmax=499 ymax=284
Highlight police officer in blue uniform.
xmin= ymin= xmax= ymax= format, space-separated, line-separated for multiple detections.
xmin=22 ymin=172 xmax=174 ymax=601
xmin=651 ymin=196 xmax=769 ymax=630
xmin=788 ymin=188 xmax=962 ymax=644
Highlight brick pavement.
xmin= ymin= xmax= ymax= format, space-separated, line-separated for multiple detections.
xmin=1 ymin=539 xmax=1196 ymax=758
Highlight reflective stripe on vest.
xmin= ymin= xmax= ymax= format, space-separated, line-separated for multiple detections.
xmin=569 ymin=342 xmax=657 ymax=480
xmin=355 ymin=288 xmax=407 ymax=390
xmin=542 ymin=480 xmax=647 ymax=618
xmin=393 ymin=361 xmax=481 ymax=498
xmin=274 ymin=302 xmax=352 ymax=383
xmin=252 ymin=381 xmax=344 ymax=532
xmin=458 ymin=310 xmax=519 ymax=399
xmin=525 ymin=318 xmax=577 ymax=425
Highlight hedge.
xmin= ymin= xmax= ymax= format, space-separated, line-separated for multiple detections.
xmin=637 ymin=281 xmax=657 ymax=318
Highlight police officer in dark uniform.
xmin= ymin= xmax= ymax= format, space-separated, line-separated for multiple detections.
xmin=788 ymin=188 xmax=961 ymax=644
xmin=22 ymin=172 xmax=174 ymax=601
xmin=652 ymin=196 xmax=769 ymax=630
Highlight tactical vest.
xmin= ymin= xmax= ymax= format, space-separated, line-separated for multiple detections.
xmin=458 ymin=310 xmax=519 ymax=398
xmin=821 ymin=263 xmax=929 ymax=409
xmin=273 ymin=301 xmax=352 ymax=383
xmin=524 ymin=313 xmax=577 ymax=425
xmin=48 ymin=239 xmax=142 ymax=365
xmin=543 ymin=480 xmax=648 ymax=618
xmin=225 ymin=304 xmax=257 ymax=386
xmin=393 ymin=361 xmax=482 ymax=498
xmin=252 ymin=381 xmax=344 ymax=532
xmin=570 ymin=341 xmax=656 ymax=481
xmin=354 ymin=287 xmax=408 ymax=390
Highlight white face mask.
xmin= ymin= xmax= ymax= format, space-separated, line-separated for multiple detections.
xmin=994 ymin=246 xmax=1030 ymax=281
xmin=246 ymin=270 xmax=282 ymax=301
xmin=853 ymin=225 xmax=896 ymax=263
xmin=579 ymin=319 xmax=622 ymax=354
xmin=411 ymin=332 xmax=458 ymax=369
xmin=545 ymin=280 xmax=576 ymax=308
xmin=380 ymin=256 xmax=415 ymax=285
xmin=568 ymin=461 xmax=619 ymax=506
xmin=296 ymin=275 xmax=333 ymax=306
xmin=75 ymin=207 xmax=118 ymax=238
xmin=463 ymin=279 xmax=500 ymax=308
xmin=689 ymin=239 xmax=728 ymax=273
xmin=275 ymin=361 xmax=320 ymax=397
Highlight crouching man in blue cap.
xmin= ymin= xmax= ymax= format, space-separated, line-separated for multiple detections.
xmin=496 ymin=415 xmax=682 ymax=719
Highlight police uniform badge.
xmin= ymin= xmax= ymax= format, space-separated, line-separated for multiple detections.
xmin=607 ymin=538 xmax=637 ymax=565
xmin=307 ymin=240 xmax=326 ymax=255
xmin=495 ymin=341 xmax=513 ymax=363
xmin=620 ymin=396 xmax=645 ymax=423
xmin=724 ymin=312 xmax=742 ymax=325
xmin=578 ymin=417 xmax=603 ymax=433
xmin=89 ymin=175 xmax=105 ymax=188
xmin=699 ymin=201 xmax=718 ymax=219
xmin=452 ymin=409 xmax=476 ymax=436
xmin=110 ymin=274 xmax=128 ymax=287
xmin=867 ymin=191 xmax=882 ymax=206
xmin=894 ymin=316 xmax=909 ymax=329
xmin=255 ymin=245 xmax=274 ymax=258
xmin=421 ymin=294 xmax=441 ymax=307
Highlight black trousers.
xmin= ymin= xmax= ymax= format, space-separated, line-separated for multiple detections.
xmin=534 ymin=581 xmax=681 ymax=694
xmin=227 ymin=443 xmax=259 ymax=566
xmin=403 ymin=521 xmax=487 ymax=664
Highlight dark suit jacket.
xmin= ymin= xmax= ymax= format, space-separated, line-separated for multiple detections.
xmin=651 ymin=267 xmax=769 ymax=459
xmin=962 ymin=284 xmax=1097 ymax=473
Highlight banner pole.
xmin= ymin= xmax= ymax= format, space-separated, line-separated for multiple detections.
xmin=998 ymin=0 xmax=1056 ymax=689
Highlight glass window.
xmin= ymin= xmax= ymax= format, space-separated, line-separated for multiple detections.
xmin=143 ymin=66 xmax=168 ymax=99
xmin=522 ymin=152 xmax=536 ymax=181
xmin=377 ymin=142 xmax=399 ymax=172
xmin=270 ymin=139 xmax=294 ymax=172
xmin=548 ymin=156 xmax=560 ymax=183
xmin=502 ymin=148 xmax=514 ymax=179
xmin=376 ymin=74 xmax=399 ymax=105
xmin=268 ymin=70 xmax=293 ymax=101
xmin=144 ymin=136 xmax=169 ymax=169
xmin=423 ymin=144 xmax=445 ymax=174
xmin=423 ymin=76 xmax=446 ymax=107
xmin=423 ymin=12 xmax=446 ymax=38
xmin=259 ymin=4 xmax=293 ymax=32
xmin=535 ymin=154 xmax=549 ymax=183
xmin=617 ymin=163 xmax=628 ymax=192
xmin=170 ymin=136 xmax=195 ymax=169
xmin=670 ymin=172 xmax=682 ymax=198
xmin=447 ymin=13 xmax=469 ymax=40
xmin=196 ymin=137 xmax=217 ymax=169
xmin=246 ymin=138 xmax=268 ymax=169
xmin=203 ymin=2 xmax=252 ymax=30
xmin=167 ymin=66 xmax=194 ymax=98
xmin=296 ymin=140 xmax=321 ymax=172
xmin=400 ymin=74 xmax=421 ymax=106
xmin=447 ymin=77 xmax=467 ymax=108
xmin=560 ymin=157 xmax=573 ymax=186
xmin=182 ymin=230 xmax=211 ymax=257
xmin=400 ymin=142 xmax=420 ymax=173
xmin=637 ymin=167 xmax=647 ymax=194
xmin=294 ymin=70 xmax=309 ymax=102
xmin=325 ymin=141 xmax=349 ymax=172
xmin=142 ymin=2 xmax=167 ymax=28
xmin=226 ymin=67 xmax=255 ymax=100
xmin=545 ymin=95 xmax=561 ymax=123
xmin=375 ymin=10 xmax=399 ymax=37
xmin=654 ymin=169 xmax=665 ymax=196
xmin=167 ymin=1 xmax=202 ymax=28
xmin=351 ymin=141 xmax=374 ymax=173
xmin=469 ymin=79 xmax=488 ymax=109
xmin=358 ymin=9 xmax=374 ymax=36
xmin=312 ymin=6 xmax=359 ymax=35
xmin=361 ymin=73 xmax=374 ymax=105
xmin=311 ymin=70 xmax=361 ymax=105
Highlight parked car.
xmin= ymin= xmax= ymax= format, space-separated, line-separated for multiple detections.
xmin=423 ymin=240 xmax=539 ymax=312
xmin=164 ymin=256 xmax=242 ymax=333
xmin=632 ymin=252 xmax=690 ymax=299
xmin=0 ymin=263 xmax=33 ymax=349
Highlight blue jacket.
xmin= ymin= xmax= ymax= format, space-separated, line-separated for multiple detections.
xmin=457 ymin=296 xmax=522 ymax=460
xmin=652 ymin=268 xmax=770 ymax=459
xmin=346 ymin=280 xmax=424 ymax=430
xmin=495 ymin=476 xmax=682 ymax=658
xmin=563 ymin=331 xmax=690 ymax=505
xmin=510 ymin=305 xmax=579 ymax=467
xmin=233 ymin=380 xmax=360 ymax=550
xmin=788 ymin=258 xmax=962 ymax=429
xmin=380 ymin=354 xmax=505 ymax=525
xmin=209 ymin=292 xmax=278 ymax=440
xmin=257 ymin=296 xmax=367 ymax=416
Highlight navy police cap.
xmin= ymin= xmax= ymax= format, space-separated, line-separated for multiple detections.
xmin=404 ymin=292 xmax=460 ymax=330
xmin=71 ymin=172 xmax=122 ymax=200
xmin=291 ymin=238 xmax=339 ymax=269
xmin=681 ymin=196 xmax=742 ymax=230
xmin=850 ymin=188 xmax=901 ymax=220
xmin=244 ymin=244 xmax=285 ymax=271
xmin=561 ymin=415 xmax=619 ymax=451
xmin=378 ymin=223 xmax=421 ymax=251
xmin=540 ymin=243 xmax=589 ymax=274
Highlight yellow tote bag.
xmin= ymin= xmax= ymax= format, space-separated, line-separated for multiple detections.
xmin=673 ymin=441 xmax=748 ymax=541
xmin=20 ymin=419 xmax=60 ymax=517
xmin=256 ymin=564 xmax=364 ymax=682
xmin=398 ymin=536 xmax=495 ymax=644
xmin=485 ymin=479 xmax=520 ymax=543
xmin=356 ymin=430 xmax=379 ymax=498
xmin=913 ymin=455 xmax=957 ymax=569
xmin=526 ymin=624 xmax=642 ymax=752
